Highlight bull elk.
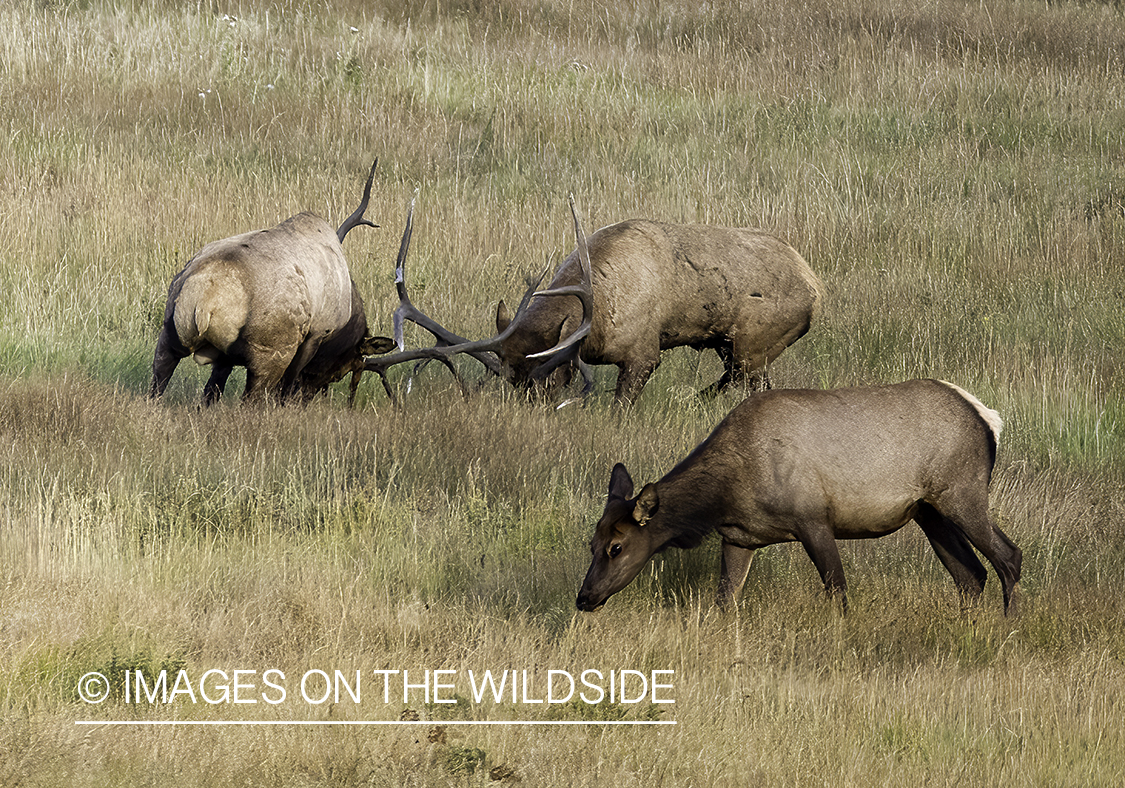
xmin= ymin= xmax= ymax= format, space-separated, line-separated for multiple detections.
xmin=149 ymin=160 xmax=394 ymax=406
xmin=365 ymin=200 xmax=822 ymax=404
xmin=576 ymin=379 xmax=1022 ymax=615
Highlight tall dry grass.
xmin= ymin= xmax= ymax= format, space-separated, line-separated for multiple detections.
xmin=2 ymin=0 xmax=1125 ymax=785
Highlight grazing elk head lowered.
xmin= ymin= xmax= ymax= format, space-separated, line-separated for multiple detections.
xmin=576 ymin=379 xmax=1022 ymax=615
xmin=149 ymin=159 xmax=395 ymax=406
xmin=366 ymin=203 xmax=822 ymax=405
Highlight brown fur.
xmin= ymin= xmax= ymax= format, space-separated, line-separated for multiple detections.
xmin=149 ymin=167 xmax=393 ymax=406
xmin=496 ymin=219 xmax=822 ymax=403
xmin=576 ymin=379 xmax=1022 ymax=614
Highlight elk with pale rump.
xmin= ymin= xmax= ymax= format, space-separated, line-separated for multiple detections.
xmin=365 ymin=201 xmax=821 ymax=404
xmin=576 ymin=379 xmax=1022 ymax=615
xmin=149 ymin=160 xmax=394 ymax=406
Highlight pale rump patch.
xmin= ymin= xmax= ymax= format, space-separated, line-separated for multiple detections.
xmin=937 ymin=379 xmax=1003 ymax=445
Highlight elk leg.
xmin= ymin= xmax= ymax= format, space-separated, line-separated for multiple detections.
xmin=576 ymin=358 xmax=594 ymax=397
xmin=149 ymin=328 xmax=188 ymax=398
xmin=707 ymin=339 xmax=773 ymax=397
xmin=716 ymin=541 xmax=755 ymax=609
xmin=934 ymin=493 xmax=1022 ymax=615
xmin=242 ymin=356 xmax=287 ymax=404
xmin=799 ymin=527 xmax=848 ymax=610
xmin=280 ymin=335 xmax=324 ymax=401
xmin=914 ymin=502 xmax=987 ymax=603
xmin=614 ymin=354 xmax=658 ymax=405
xmin=346 ymin=370 xmax=363 ymax=407
xmin=202 ymin=361 xmax=234 ymax=406
xmin=700 ymin=343 xmax=738 ymax=399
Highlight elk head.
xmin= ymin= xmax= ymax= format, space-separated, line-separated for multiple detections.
xmin=576 ymin=463 xmax=668 ymax=612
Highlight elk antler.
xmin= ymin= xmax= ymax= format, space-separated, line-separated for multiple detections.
xmin=525 ymin=194 xmax=595 ymax=396
xmin=336 ymin=158 xmax=380 ymax=243
xmin=364 ymin=195 xmax=595 ymax=402
xmin=387 ymin=195 xmax=503 ymax=375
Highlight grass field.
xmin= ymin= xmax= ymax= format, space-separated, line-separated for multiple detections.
xmin=2 ymin=0 xmax=1125 ymax=785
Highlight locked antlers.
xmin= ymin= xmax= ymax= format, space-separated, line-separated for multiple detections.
xmin=364 ymin=196 xmax=595 ymax=402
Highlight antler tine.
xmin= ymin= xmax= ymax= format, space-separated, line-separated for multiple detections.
xmin=391 ymin=193 xmax=418 ymax=352
xmin=526 ymin=194 xmax=593 ymax=361
xmin=498 ymin=255 xmax=554 ymax=341
xmin=383 ymin=195 xmax=503 ymax=373
xmin=523 ymin=195 xmax=596 ymax=399
xmin=364 ymin=195 xmax=594 ymax=399
xmin=336 ymin=157 xmax=380 ymax=243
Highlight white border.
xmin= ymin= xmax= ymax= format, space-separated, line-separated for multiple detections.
xmin=76 ymin=720 xmax=676 ymax=726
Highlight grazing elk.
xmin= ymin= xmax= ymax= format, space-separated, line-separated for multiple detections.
xmin=149 ymin=160 xmax=394 ymax=406
xmin=575 ymin=379 xmax=1022 ymax=615
xmin=365 ymin=201 xmax=822 ymax=404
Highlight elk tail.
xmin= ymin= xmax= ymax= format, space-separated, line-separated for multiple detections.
xmin=937 ymin=380 xmax=1003 ymax=474
xmin=937 ymin=380 xmax=1003 ymax=444
xmin=174 ymin=265 xmax=248 ymax=356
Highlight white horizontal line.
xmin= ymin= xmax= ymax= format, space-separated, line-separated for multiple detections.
xmin=76 ymin=720 xmax=676 ymax=727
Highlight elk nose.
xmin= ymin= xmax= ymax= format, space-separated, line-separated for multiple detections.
xmin=575 ymin=593 xmax=603 ymax=612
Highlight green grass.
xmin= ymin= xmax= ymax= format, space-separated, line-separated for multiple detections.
xmin=2 ymin=0 xmax=1125 ymax=785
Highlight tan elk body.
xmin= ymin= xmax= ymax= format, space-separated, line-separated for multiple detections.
xmin=149 ymin=161 xmax=393 ymax=405
xmin=576 ymin=379 xmax=1022 ymax=614
xmin=368 ymin=206 xmax=821 ymax=405
xmin=497 ymin=219 xmax=823 ymax=402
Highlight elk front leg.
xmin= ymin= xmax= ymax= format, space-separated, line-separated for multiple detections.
xmin=613 ymin=351 xmax=659 ymax=405
xmin=799 ymin=526 xmax=848 ymax=610
xmin=717 ymin=541 xmax=755 ymax=609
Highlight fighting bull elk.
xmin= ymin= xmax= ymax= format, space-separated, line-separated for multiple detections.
xmin=149 ymin=160 xmax=394 ymax=406
xmin=364 ymin=200 xmax=821 ymax=404
xmin=576 ymin=379 xmax=1022 ymax=615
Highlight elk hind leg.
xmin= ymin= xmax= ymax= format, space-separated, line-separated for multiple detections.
xmin=933 ymin=493 xmax=1022 ymax=615
xmin=242 ymin=352 xmax=290 ymax=404
xmin=914 ymin=502 xmax=987 ymax=604
xmin=280 ymin=335 xmax=324 ymax=401
xmin=723 ymin=311 xmax=815 ymax=395
xmin=613 ymin=352 xmax=659 ymax=405
xmin=705 ymin=337 xmax=773 ymax=398
xmin=202 ymin=361 xmax=235 ymax=406
xmin=699 ymin=342 xmax=740 ymax=399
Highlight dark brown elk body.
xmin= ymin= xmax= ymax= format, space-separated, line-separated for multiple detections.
xmin=149 ymin=162 xmax=393 ymax=405
xmin=576 ymin=379 xmax=1022 ymax=614
xmin=495 ymin=219 xmax=822 ymax=403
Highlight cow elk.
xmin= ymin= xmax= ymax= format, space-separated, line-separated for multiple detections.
xmin=576 ymin=379 xmax=1022 ymax=615
xmin=365 ymin=201 xmax=822 ymax=405
xmin=149 ymin=160 xmax=394 ymax=406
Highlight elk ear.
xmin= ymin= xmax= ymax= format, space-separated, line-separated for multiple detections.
xmin=496 ymin=300 xmax=512 ymax=333
xmin=633 ymin=483 xmax=659 ymax=526
xmin=360 ymin=336 xmax=395 ymax=356
xmin=608 ymin=463 xmax=634 ymax=501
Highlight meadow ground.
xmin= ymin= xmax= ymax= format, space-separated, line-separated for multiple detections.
xmin=2 ymin=0 xmax=1124 ymax=785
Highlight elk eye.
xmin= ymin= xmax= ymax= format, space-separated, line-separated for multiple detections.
xmin=609 ymin=543 xmax=623 ymax=559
